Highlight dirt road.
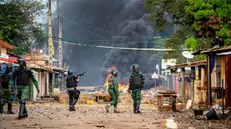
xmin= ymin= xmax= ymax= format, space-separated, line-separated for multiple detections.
xmin=0 ymin=103 xmax=231 ymax=129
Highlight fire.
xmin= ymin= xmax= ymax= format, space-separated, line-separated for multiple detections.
xmin=104 ymin=66 xmax=129 ymax=90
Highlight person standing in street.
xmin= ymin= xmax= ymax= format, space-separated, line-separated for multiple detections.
xmin=66 ymin=70 xmax=80 ymax=111
xmin=0 ymin=64 xmax=15 ymax=114
xmin=105 ymin=69 xmax=120 ymax=113
xmin=129 ymin=64 xmax=145 ymax=114
xmin=9 ymin=56 xmax=39 ymax=119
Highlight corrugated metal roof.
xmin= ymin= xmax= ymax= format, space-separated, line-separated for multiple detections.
xmin=168 ymin=60 xmax=207 ymax=69
xmin=0 ymin=40 xmax=14 ymax=50
xmin=200 ymin=45 xmax=231 ymax=54
xmin=217 ymin=51 xmax=231 ymax=55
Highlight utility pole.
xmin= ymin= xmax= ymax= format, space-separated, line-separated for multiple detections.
xmin=29 ymin=14 xmax=34 ymax=101
xmin=48 ymin=0 xmax=54 ymax=71
xmin=57 ymin=0 xmax=63 ymax=68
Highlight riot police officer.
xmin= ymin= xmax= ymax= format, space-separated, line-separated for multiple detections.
xmin=129 ymin=64 xmax=145 ymax=114
xmin=105 ymin=69 xmax=119 ymax=113
xmin=0 ymin=64 xmax=14 ymax=114
xmin=66 ymin=70 xmax=80 ymax=111
xmin=9 ymin=56 xmax=39 ymax=119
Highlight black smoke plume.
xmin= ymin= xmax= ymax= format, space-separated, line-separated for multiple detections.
xmin=53 ymin=0 xmax=173 ymax=86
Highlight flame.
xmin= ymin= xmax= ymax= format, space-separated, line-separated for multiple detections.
xmin=104 ymin=66 xmax=129 ymax=90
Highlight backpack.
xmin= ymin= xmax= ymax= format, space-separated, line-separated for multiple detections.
xmin=130 ymin=73 xmax=144 ymax=90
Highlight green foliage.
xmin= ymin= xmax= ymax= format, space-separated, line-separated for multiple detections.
xmin=185 ymin=0 xmax=231 ymax=41
xmin=145 ymin=0 xmax=231 ymax=63
xmin=0 ymin=0 xmax=46 ymax=55
xmin=145 ymin=0 xmax=189 ymax=32
xmin=185 ymin=36 xmax=197 ymax=52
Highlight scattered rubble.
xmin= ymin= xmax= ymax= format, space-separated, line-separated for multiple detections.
xmin=10 ymin=87 xmax=229 ymax=129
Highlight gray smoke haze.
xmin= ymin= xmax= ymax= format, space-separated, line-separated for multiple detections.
xmin=52 ymin=0 xmax=173 ymax=86
xmin=101 ymin=14 xmax=156 ymax=84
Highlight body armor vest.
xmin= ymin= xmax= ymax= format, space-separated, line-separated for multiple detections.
xmin=66 ymin=75 xmax=76 ymax=88
xmin=130 ymin=73 xmax=144 ymax=90
xmin=108 ymin=76 xmax=114 ymax=88
xmin=16 ymin=68 xmax=31 ymax=85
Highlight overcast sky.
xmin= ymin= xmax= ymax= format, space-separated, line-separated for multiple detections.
xmin=36 ymin=0 xmax=56 ymax=24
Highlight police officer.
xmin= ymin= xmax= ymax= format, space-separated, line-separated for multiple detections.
xmin=0 ymin=64 xmax=15 ymax=114
xmin=66 ymin=70 xmax=80 ymax=111
xmin=9 ymin=56 xmax=39 ymax=119
xmin=129 ymin=64 xmax=144 ymax=114
xmin=105 ymin=69 xmax=119 ymax=113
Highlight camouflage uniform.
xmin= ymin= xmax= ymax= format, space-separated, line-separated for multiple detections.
xmin=105 ymin=69 xmax=119 ymax=113
xmin=9 ymin=56 xmax=39 ymax=119
xmin=129 ymin=64 xmax=144 ymax=114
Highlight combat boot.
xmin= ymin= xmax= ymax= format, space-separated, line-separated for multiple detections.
xmin=134 ymin=104 xmax=141 ymax=114
xmin=23 ymin=103 xmax=28 ymax=117
xmin=69 ymin=105 xmax=76 ymax=111
xmin=18 ymin=103 xmax=26 ymax=119
xmin=0 ymin=103 xmax=4 ymax=113
xmin=114 ymin=107 xmax=120 ymax=113
xmin=0 ymin=110 xmax=3 ymax=113
xmin=133 ymin=104 xmax=137 ymax=113
xmin=136 ymin=104 xmax=141 ymax=114
xmin=7 ymin=103 xmax=15 ymax=114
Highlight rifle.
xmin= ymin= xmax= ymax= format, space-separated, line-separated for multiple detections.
xmin=76 ymin=71 xmax=87 ymax=78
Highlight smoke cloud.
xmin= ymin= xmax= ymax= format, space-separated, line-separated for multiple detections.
xmin=101 ymin=14 xmax=156 ymax=84
xmin=53 ymin=0 xmax=173 ymax=86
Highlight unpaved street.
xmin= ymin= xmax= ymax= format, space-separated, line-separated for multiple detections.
xmin=0 ymin=103 xmax=231 ymax=129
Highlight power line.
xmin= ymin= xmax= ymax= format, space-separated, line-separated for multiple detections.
xmin=53 ymin=40 xmax=175 ymax=51
xmin=52 ymin=36 xmax=169 ymax=44
xmin=53 ymin=12 xmax=106 ymax=39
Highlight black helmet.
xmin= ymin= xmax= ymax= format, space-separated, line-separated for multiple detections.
xmin=18 ymin=56 xmax=26 ymax=66
xmin=111 ymin=69 xmax=118 ymax=76
xmin=68 ymin=70 xmax=73 ymax=75
xmin=130 ymin=64 xmax=139 ymax=72
xmin=18 ymin=56 xmax=26 ymax=62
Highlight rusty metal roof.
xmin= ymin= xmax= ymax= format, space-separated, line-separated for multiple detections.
xmin=0 ymin=40 xmax=14 ymax=50
xmin=200 ymin=45 xmax=231 ymax=54
xmin=168 ymin=60 xmax=207 ymax=69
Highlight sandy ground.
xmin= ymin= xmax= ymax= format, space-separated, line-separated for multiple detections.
xmin=0 ymin=103 xmax=231 ymax=129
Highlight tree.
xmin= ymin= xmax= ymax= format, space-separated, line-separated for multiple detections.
xmin=0 ymin=0 xmax=46 ymax=55
xmin=145 ymin=0 xmax=231 ymax=61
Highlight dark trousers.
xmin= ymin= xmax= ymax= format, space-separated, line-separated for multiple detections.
xmin=0 ymin=88 xmax=13 ymax=112
xmin=68 ymin=89 xmax=80 ymax=108
xmin=18 ymin=101 xmax=28 ymax=118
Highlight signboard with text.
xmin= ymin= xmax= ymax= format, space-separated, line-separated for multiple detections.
xmin=162 ymin=59 xmax=176 ymax=69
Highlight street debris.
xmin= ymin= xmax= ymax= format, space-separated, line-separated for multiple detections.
xmin=3 ymin=88 xmax=227 ymax=129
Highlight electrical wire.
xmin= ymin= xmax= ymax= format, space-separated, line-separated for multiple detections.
xmin=53 ymin=40 xmax=175 ymax=51
xmin=54 ymin=12 xmax=106 ymax=39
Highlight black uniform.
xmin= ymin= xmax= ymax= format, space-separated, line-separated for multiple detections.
xmin=66 ymin=71 xmax=80 ymax=111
